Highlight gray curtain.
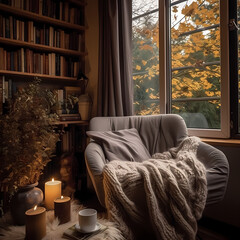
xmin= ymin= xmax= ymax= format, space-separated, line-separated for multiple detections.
xmin=98 ymin=0 xmax=133 ymax=116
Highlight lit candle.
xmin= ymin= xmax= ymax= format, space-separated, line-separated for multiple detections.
xmin=45 ymin=178 xmax=61 ymax=210
xmin=25 ymin=206 xmax=46 ymax=240
xmin=54 ymin=195 xmax=71 ymax=224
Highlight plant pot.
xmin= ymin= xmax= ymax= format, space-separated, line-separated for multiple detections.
xmin=10 ymin=182 xmax=43 ymax=225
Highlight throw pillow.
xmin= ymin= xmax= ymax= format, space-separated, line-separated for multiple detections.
xmin=86 ymin=128 xmax=151 ymax=162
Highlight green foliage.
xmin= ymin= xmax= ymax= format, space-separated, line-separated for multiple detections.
xmin=0 ymin=79 xmax=59 ymax=194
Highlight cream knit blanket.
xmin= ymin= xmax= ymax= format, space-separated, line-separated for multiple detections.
xmin=103 ymin=137 xmax=207 ymax=240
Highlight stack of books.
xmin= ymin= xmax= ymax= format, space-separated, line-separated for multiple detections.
xmin=63 ymin=223 xmax=107 ymax=240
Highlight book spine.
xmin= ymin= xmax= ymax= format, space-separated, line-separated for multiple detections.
xmin=9 ymin=16 xmax=13 ymax=39
xmin=20 ymin=47 xmax=24 ymax=72
xmin=0 ymin=15 xmax=3 ymax=37
xmin=2 ymin=75 xmax=5 ymax=105
xmin=5 ymin=17 xmax=10 ymax=38
xmin=0 ymin=48 xmax=4 ymax=70
xmin=8 ymin=78 xmax=12 ymax=99
xmin=0 ymin=76 xmax=2 ymax=114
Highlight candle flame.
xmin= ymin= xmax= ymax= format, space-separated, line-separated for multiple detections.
xmin=34 ymin=205 xmax=37 ymax=211
xmin=52 ymin=178 xmax=54 ymax=182
xmin=61 ymin=196 xmax=63 ymax=199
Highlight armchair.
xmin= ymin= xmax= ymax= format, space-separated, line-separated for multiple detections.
xmin=85 ymin=114 xmax=229 ymax=208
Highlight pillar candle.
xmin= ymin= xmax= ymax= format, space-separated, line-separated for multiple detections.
xmin=54 ymin=196 xmax=71 ymax=224
xmin=25 ymin=206 xmax=46 ymax=240
xmin=45 ymin=178 xmax=61 ymax=210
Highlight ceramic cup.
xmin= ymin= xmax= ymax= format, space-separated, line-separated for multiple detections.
xmin=78 ymin=208 xmax=97 ymax=232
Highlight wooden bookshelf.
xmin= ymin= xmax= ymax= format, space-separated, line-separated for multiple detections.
xmin=0 ymin=3 xmax=86 ymax=31
xmin=0 ymin=0 xmax=89 ymax=196
xmin=0 ymin=70 xmax=80 ymax=82
xmin=0 ymin=0 xmax=86 ymax=89
xmin=0 ymin=37 xmax=87 ymax=56
xmin=55 ymin=120 xmax=89 ymax=127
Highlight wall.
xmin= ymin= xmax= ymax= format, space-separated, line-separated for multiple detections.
xmin=203 ymin=145 xmax=240 ymax=228
xmin=85 ymin=0 xmax=99 ymax=117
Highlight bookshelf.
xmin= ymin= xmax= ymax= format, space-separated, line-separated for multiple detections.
xmin=0 ymin=0 xmax=89 ymax=196
xmin=0 ymin=0 xmax=87 ymax=113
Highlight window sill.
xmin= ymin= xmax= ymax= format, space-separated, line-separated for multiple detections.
xmin=200 ymin=138 xmax=240 ymax=147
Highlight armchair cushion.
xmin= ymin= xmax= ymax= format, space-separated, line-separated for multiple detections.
xmin=86 ymin=128 xmax=151 ymax=162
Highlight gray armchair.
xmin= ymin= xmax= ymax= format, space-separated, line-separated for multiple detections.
xmin=85 ymin=114 xmax=229 ymax=208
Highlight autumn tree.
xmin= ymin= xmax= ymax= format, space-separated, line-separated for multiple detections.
xmin=133 ymin=0 xmax=221 ymax=128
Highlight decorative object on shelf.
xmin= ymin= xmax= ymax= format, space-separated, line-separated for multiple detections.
xmin=10 ymin=182 xmax=43 ymax=225
xmin=0 ymin=79 xmax=59 ymax=222
xmin=78 ymin=94 xmax=92 ymax=120
xmin=25 ymin=205 xmax=46 ymax=240
xmin=44 ymin=178 xmax=62 ymax=210
xmin=77 ymin=70 xmax=89 ymax=94
xmin=64 ymin=86 xmax=83 ymax=114
xmin=54 ymin=196 xmax=71 ymax=224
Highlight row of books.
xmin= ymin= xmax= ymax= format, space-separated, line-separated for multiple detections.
xmin=0 ymin=47 xmax=81 ymax=77
xmin=0 ymin=0 xmax=84 ymax=25
xmin=0 ymin=15 xmax=83 ymax=51
xmin=0 ymin=77 xmax=83 ymax=116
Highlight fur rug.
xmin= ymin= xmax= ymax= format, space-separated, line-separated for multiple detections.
xmin=0 ymin=201 xmax=124 ymax=240
xmin=103 ymin=137 xmax=207 ymax=240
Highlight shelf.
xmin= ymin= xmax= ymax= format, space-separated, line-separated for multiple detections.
xmin=55 ymin=120 xmax=89 ymax=127
xmin=0 ymin=37 xmax=87 ymax=56
xmin=0 ymin=70 xmax=79 ymax=82
xmin=0 ymin=3 xmax=86 ymax=32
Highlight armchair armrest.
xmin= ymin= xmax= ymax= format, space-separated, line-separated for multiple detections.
xmin=197 ymin=141 xmax=229 ymax=205
xmin=85 ymin=142 xmax=107 ymax=207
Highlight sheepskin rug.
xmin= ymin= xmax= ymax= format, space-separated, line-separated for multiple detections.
xmin=0 ymin=201 xmax=124 ymax=240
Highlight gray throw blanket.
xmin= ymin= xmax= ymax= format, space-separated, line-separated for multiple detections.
xmin=103 ymin=137 xmax=207 ymax=240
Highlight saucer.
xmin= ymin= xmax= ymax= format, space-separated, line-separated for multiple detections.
xmin=75 ymin=222 xmax=101 ymax=234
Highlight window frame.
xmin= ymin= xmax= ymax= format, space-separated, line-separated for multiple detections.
xmin=159 ymin=0 xmax=230 ymax=138
xmin=229 ymin=0 xmax=240 ymax=138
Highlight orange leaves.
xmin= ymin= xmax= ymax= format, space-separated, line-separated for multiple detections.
xmin=137 ymin=40 xmax=145 ymax=45
xmin=181 ymin=2 xmax=198 ymax=17
xmin=136 ymin=65 xmax=141 ymax=70
xmin=140 ymin=45 xmax=153 ymax=51
xmin=172 ymin=6 xmax=178 ymax=13
xmin=133 ymin=0 xmax=222 ymax=118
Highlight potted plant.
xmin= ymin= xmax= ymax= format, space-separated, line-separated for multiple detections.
xmin=0 ymin=79 xmax=59 ymax=224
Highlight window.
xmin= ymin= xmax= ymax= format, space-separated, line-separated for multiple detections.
xmin=132 ymin=0 xmax=160 ymax=115
xmin=132 ymin=0 xmax=230 ymax=138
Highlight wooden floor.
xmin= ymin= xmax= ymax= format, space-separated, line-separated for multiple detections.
xmin=77 ymin=191 xmax=240 ymax=240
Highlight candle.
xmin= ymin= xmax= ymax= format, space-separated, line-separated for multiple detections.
xmin=25 ymin=206 xmax=46 ymax=240
xmin=54 ymin=196 xmax=71 ymax=224
xmin=45 ymin=178 xmax=61 ymax=210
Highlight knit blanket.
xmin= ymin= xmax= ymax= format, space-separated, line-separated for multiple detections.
xmin=102 ymin=137 xmax=207 ymax=240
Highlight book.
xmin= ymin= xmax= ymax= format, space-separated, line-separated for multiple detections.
xmin=63 ymin=223 xmax=107 ymax=240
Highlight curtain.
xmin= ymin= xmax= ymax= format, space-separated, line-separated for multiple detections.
xmin=98 ymin=0 xmax=133 ymax=116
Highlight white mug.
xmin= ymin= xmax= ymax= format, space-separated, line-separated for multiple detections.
xmin=78 ymin=208 xmax=97 ymax=232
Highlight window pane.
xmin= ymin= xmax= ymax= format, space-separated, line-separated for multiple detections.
xmin=170 ymin=0 xmax=221 ymax=129
xmin=132 ymin=0 xmax=159 ymax=115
